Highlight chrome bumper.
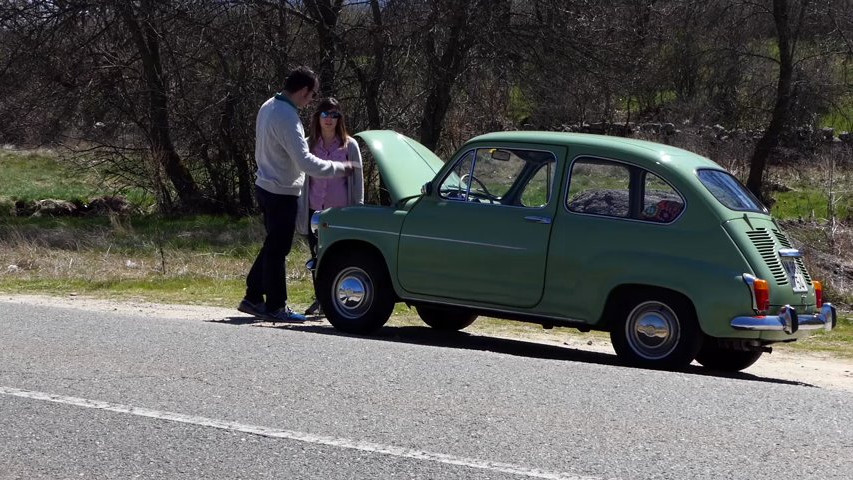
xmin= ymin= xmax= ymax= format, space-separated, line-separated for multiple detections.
xmin=731 ymin=303 xmax=837 ymax=334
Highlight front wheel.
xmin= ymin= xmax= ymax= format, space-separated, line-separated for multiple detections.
xmin=609 ymin=295 xmax=702 ymax=370
xmin=416 ymin=305 xmax=477 ymax=331
xmin=695 ymin=341 xmax=763 ymax=372
xmin=316 ymin=251 xmax=395 ymax=334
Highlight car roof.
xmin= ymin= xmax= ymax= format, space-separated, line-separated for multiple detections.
xmin=466 ymin=131 xmax=722 ymax=174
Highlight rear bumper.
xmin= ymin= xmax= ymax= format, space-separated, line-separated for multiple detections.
xmin=731 ymin=303 xmax=837 ymax=334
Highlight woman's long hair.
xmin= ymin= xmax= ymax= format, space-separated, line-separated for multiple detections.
xmin=308 ymin=97 xmax=350 ymax=150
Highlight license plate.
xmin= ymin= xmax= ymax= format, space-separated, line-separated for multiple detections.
xmin=782 ymin=257 xmax=808 ymax=293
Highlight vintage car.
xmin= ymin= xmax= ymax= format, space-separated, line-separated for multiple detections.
xmin=309 ymin=130 xmax=837 ymax=371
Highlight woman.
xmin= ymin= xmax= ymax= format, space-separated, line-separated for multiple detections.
xmin=296 ymin=97 xmax=364 ymax=315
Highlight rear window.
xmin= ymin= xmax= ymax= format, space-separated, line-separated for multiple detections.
xmin=697 ymin=169 xmax=766 ymax=213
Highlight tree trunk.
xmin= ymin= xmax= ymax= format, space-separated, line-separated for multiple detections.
xmin=746 ymin=0 xmax=806 ymax=201
xmin=349 ymin=0 xmax=386 ymax=129
xmin=364 ymin=0 xmax=386 ymax=129
xmin=418 ymin=0 xmax=474 ymax=151
xmin=117 ymin=2 xmax=202 ymax=210
xmin=305 ymin=0 xmax=343 ymax=97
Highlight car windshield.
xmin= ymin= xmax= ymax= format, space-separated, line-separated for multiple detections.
xmin=697 ymin=169 xmax=766 ymax=213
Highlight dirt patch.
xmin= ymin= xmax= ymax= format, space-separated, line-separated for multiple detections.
xmin=2 ymin=293 xmax=851 ymax=393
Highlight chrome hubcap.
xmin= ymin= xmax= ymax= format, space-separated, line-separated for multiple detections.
xmin=332 ymin=267 xmax=373 ymax=319
xmin=625 ymin=301 xmax=680 ymax=360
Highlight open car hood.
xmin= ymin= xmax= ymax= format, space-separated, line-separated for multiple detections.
xmin=354 ymin=130 xmax=444 ymax=203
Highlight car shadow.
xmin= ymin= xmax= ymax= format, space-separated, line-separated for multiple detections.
xmin=211 ymin=316 xmax=819 ymax=389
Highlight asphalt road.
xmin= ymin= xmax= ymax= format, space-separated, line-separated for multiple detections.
xmin=1 ymin=301 xmax=851 ymax=480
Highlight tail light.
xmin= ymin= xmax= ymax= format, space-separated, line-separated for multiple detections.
xmin=753 ymin=278 xmax=770 ymax=313
xmin=813 ymin=280 xmax=823 ymax=306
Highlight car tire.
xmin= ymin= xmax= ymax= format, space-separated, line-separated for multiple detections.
xmin=609 ymin=294 xmax=702 ymax=370
xmin=317 ymin=250 xmax=395 ymax=334
xmin=695 ymin=342 xmax=763 ymax=372
xmin=416 ymin=305 xmax=477 ymax=331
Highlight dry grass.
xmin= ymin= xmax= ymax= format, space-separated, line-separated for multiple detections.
xmin=0 ymin=217 xmax=316 ymax=308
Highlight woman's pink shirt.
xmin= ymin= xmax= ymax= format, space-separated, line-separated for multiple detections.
xmin=309 ymin=137 xmax=349 ymax=209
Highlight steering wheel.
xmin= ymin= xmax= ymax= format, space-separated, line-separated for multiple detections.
xmin=460 ymin=174 xmax=497 ymax=203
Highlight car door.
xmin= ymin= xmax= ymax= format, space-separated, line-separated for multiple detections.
xmin=397 ymin=144 xmax=564 ymax=308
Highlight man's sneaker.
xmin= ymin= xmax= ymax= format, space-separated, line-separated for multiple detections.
xmin=304 ymin=300 xmax=322 ymax=316
xmin=265 ymin=306 xmax=307 ymax=323
xmin=237 ymin=299 xmax=266 ymax=317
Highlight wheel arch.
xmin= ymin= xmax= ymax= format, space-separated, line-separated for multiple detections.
xmin=318 ymin=239 xmax=400 ymax=301
xmin=598 ymin=284 xmax=699 ymax=332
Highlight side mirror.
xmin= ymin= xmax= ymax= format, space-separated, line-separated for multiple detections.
xmin=421 ymin=181 xmax=433 ymax=195
xmin=310 ymin=211 xmax=321 ymax=234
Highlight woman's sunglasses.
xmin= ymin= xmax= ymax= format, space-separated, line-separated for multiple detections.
xmin=320 ymin=111 xmax=342 ymax=119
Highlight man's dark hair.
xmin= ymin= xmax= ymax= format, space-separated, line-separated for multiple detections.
xmin=283 ymin=66 xmax=318 ymax=94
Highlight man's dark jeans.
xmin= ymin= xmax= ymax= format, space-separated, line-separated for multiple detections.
xmin=245 ymin=186 xmax=298 ymax=312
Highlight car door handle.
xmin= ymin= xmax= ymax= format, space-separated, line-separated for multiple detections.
xmin=524 ymin=215 xmax=552 ymax=224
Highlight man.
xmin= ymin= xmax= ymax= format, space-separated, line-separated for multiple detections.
xmin=239 ymin=66 xmax=351 ymax=322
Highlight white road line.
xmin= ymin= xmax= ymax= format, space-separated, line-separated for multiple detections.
xmin=1 ymin=386 xmax=600 ymax=480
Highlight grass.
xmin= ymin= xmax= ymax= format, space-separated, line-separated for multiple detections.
xmin=775 ymin=313 xmax=853 ymax=358
xmin=1 ymin=148 xmax=851 ymax=359
xmin=0 ymin=150 xmax=101 ymax=203
xmin=1 ymin=212 xmax=848 ymax=358
xmin=768 ymin=160 xmax=853 ymax=222
xmin=820 ymin=94 xmax=853 ymax=133
xmin=0 ymin=149 xmax=151 ymax=210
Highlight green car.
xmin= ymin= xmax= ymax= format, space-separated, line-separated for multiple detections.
xmin=310 ymin=130 xmax=836 ymax=371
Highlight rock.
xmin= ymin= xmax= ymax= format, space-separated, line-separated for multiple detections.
xmin=85 ymin=195 xmax=132 ymax=215
xmin=31 ymin=199 xmax=76 ymax=217
xmin=12 ymin=200 xmax=35 ymax=216
xmin=640 ymin=123 xmax=662 ymax=134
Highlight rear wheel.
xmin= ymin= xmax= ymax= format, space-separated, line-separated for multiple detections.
xmin=416 ymin=305 xmax=477 ymax=331
xmin=609 ymin=294 xmax=702 ymax=370
xmin=695 ymin=342 xmax=763 ymax=372
xmin=317 ymin=250 xmax=395 ymax=334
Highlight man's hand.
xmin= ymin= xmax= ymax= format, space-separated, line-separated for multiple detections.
xmin=339 ymin=160 xmax=359 ymax=175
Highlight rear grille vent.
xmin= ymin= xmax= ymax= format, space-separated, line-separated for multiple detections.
xmin=772 ymin=228 xmax=812 ymax=283
xmin=746 ymin=228 xmax=788 ymax=285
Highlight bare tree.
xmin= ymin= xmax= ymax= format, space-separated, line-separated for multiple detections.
xmin=747 ymin=0 xmax=805 ymax=199
xmin=115 ymin=1 xmax=203 ymax=210
xmin=416 ymin=0 xmax=484 ymax=151
xmin=346 ymin=0 xmax=389 ymax=129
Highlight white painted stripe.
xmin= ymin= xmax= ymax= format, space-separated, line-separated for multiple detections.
xmin=0 ymin=386 xmax=599 ymax=480
xmin=327 ymin=225 xmax=399 ymax=235
xmin=325 ymin=226 xmax=526 ymax=251
xmin=401 ymin=233 xmax=526 ymax=251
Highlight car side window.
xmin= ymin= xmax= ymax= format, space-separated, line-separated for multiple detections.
xmin=438 ymin=150 xmax=475 ymax=201
xmin=641 ymin=172 xmax=684 ymax=223
xmin=519 ymin=162 xmax=552 ymax=208
xmin=438 ymin=147 xmax=556 ymax=208
xmin=566 ymin=159 xmax=631 ymax=217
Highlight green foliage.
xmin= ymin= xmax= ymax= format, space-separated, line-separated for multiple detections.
xmin=508 ymin=85 xmax=532 ymax=124
xmin=617 ymin=90 xmax=678 ymax=113
xmin=820 ymin=96 xmax=853 ymax=132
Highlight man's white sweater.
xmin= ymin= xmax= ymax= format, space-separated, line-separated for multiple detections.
xmin=254 ymin=94 xmax=347 ymax=195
